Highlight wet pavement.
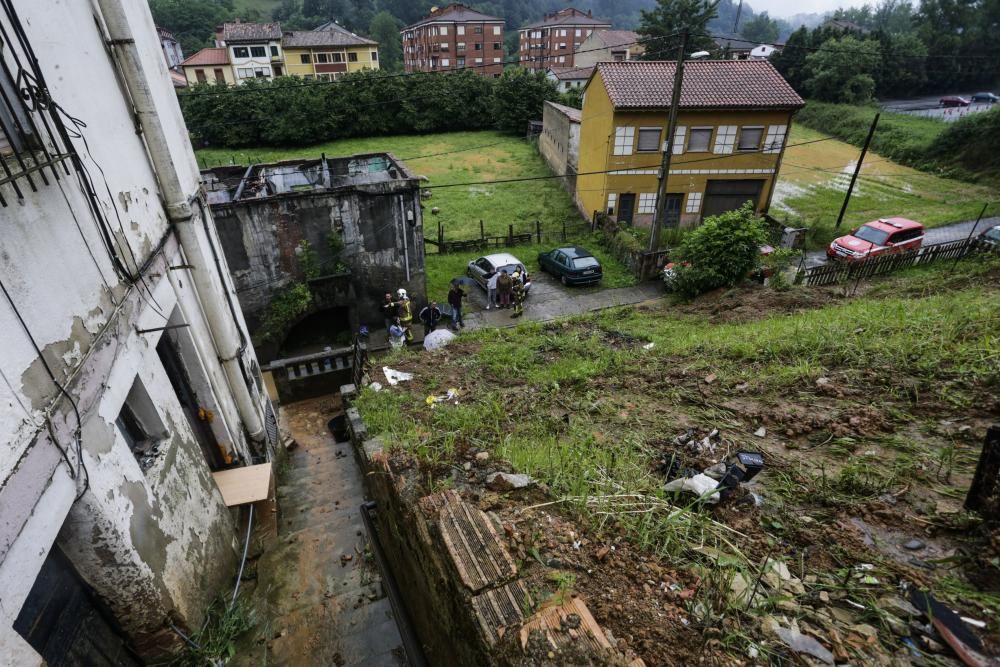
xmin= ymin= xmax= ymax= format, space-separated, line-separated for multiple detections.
xmin=254 ymin=396 xmax=405 ymax=666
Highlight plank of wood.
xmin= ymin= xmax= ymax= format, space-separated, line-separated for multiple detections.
xmin=212 ymin=463 xmax=273 ymax=507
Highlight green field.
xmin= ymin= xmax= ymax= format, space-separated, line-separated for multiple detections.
xmin=773 ymin=125 xmax=998 ymax=246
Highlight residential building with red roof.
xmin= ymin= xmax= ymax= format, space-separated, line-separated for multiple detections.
xmin=401 ymin=4 xmax=505 ymax=76
xmin=214 ymin=20 xmax=286 ymax=80
xmin=181 ymin=47 xmax=235 ymax=85
xmin=575 ymin=60 xmax=804 ymax=227
xmin=518 ymin=8 xmax=611 ymax=70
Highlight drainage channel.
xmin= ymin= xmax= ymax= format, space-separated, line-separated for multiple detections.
xmin=360 ymin=501 xmax=429 ymax=667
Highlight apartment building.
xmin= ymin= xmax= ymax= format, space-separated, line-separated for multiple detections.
xmin=576 ymin=60 xmax=804 ymax=227
xmin=0 ymin=1 xmax=274 ymax=663
xmin=402 ymin=3 xmax=505 ymax=76
xmin=215 ymin=20 xmax=285 ymax=80
xmin=573 ymin=29 xmax=645 ymax=68
xmin=284 ymin=22 xmax=380 ymax=81
xmin=518 ymin=7 xmax=611 ymax=70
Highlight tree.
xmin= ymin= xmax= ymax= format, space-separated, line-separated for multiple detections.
xmin=769 ymin=27 xmax=811 ymax=92
xmin=802 ymin=36 xmax=881 ymax=103
xmin=490 ymin=68 xmax=559 ymax=134
xmin=560 ymin=86 xmax=584 ymax=109
xmin=149 ymin=0 xmax=232 ymax=56
xmin=638 ymin=0 xmax=720 ymax=60
xmin=672 ymin=202 xmax=768 ymax=297
xmin=369 ymin=11 xmax=402 ymax=70
xmin=740 ymin=12 xmax=779 ymax=44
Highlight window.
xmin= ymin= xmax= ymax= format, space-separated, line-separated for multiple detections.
xmin=441 ymin=58 xmax=450 ymax=67
xmin=371 ymin=51 xmax=378 ymax=61
xmin=493 ymin=42 xmax=501 ymax=50
xmin=686 ymin=192 xmax=702 ymax=214
xmin=213 ymin=68 xmax=225 ymax=82
xmin=195 ymin=68 xmax=207 ymax=83
xmin=116 ymin=377 xmax=166 ymax=471
xmin=607 ymin=193 xmax=617 ymax=214
xmin=457 ymin=57 xmax=466 ymax=66
xmin=233 ymin=46 xmax=249 ymax=58
xmin=764 ymin=125 xmax=787 ymax=154
xmin=474 ymin=57 xmax=483 ymax=63
xmin=494 ymin=25 xmax=501 ymax=35
xmin=714 ymin=125 xmax=737 ymax=153
xmin=237 ymin=67 xmax=254 ymax=78
xmin=250 ymin=46 xmax=267 ymax=58
xmin=317 ymin=53 xmax=329 ymax=63
xmin=349 ymin=52 xmax=359 ymax=62
xmin=558 ymin=42 xmax=567 ymax=50
xmin=638 ymin=193 xmax=657 ymax=214
xmin=474 ymin=43 xmax=482 ymax=50
xmin=441 ymin=26 xmax=448 ymax=35
xmin=637 ymin=127 xmax=662 ymax=152
xmin=687 ymin=128 xmax=713 ymax=152
xmin=738 ymin=127 xmax=764 ymax=151
xmin=558 ymin=56 xmax=565 ymax=63
xmin=475 ymin=26 xmax=483 ymax=34
xmin=270 ymin=45 xmax=279 ymax=58
xmin=457 ymin=25 xmax=465 ymax=35
xmin=457 ymin=42 xmax=466 ymax=52
xmin=254 ymin=67 xmax=267 ymax=78
xmin=613 ymin=126 xmax=634 ymax=155
xmin=300 ymin=54 xmax=311 ymax=64
xmin=576 ymin=29 xmax=582 ymax=37
xmin=318 ymin=73 xmax=332 ymax=82
xmin=672 ymin=126 xmax=686 ymax=154
xmin=493 ymin=57 xmax=501 ymax=63
xmin=332 ymin=53 xmax=344 ymax=63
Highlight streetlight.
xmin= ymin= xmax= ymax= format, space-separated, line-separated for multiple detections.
xmin=647 ymin=33 xmax=711 ymax=253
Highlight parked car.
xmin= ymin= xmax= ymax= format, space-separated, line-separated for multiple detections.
xmin=978 ymin=224 xmax=1000 ymax=248
xmin=971 ymin=92 xmax=999 ymax=104
xmin=466 ymin=252 xmax=531 ymax=293
xmin=827 ymin=217 xmax=925 ymax=262
xmin=537 ymin=246 xmax=603 ymax=285
xmin=939 ymin=96 xmax=971 ymax=107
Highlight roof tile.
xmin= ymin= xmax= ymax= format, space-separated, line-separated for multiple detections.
xmin=221 ymin=21 xmax=282 ymax=43
xmin=181 ymin=48 xmax=230 ymax=67
xmin=404 ymin=3 xmax=504 ymax=30
xmin=595 ymin=60 xmax=804 ymax=110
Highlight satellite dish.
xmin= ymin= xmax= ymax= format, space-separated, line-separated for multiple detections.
xmin=689 ymin=51 xmax=711 ymax=59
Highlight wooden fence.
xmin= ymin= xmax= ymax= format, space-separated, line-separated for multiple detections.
xmin=802 ymin=238 xmax=982 ymax=286
xmin=425 ymin=219 xmax=592 ymax=254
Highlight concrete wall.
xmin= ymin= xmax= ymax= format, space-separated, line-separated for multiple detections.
xmin=577 ymin=70 xmax=796 ymax=226
xmin=210 ymin=177 xmax=425 ymax=356
xmin=539 ymin=102 xmax=580 ymax=196
xmin=0 ymin=0 xmax=267 ymax=661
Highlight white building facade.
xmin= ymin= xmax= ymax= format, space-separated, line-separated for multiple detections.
xmin=0 ymin=1 xmax=274 ymax=663
xmin=215 ymin=20 xmax=285 ymax=80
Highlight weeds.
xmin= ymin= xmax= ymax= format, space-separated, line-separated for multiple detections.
xmin=168 ymin=598 xmax=256 ymax=666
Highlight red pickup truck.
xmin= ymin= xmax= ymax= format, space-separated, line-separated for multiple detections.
xmin=827 ymin=218 xmax=925 ymax=262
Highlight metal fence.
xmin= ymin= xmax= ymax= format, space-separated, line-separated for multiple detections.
xmin=802 ymin=238 xmax=984 ymax=286
xmin=426 ymin=219 xmax=593 ymax=254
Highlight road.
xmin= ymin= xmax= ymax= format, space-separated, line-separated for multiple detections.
xmin=802 ymin=216 xmax=998 ymax=268
xmin=881 ymin=94 xmax=996 ymax=122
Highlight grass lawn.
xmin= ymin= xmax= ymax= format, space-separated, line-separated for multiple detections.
xmin=356 ymin=256 xmax=1000 ymax=664
xmin=196 ymin=130 xmax=581 ymax=241
xmin=773 ymin=125 xmax=999 ymax=246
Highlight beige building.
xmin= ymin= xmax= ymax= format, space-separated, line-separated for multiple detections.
xmin=284 ymin=22 xmax=379 ymax=80
xmin=573 ymin=30 xmax=644 ymax=68
xmin=181 ymin=47 xmax=235 ymax=85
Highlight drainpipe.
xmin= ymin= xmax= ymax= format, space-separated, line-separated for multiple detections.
xmin=94 ymin=0 xmax=265 ymax=444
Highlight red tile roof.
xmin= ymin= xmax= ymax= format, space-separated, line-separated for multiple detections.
xmin=589 ymin=30 xmax=640 ymax=50
xmin=221 ymin=21 xmax=282 ymax=42
xmin=595 ymin=60 xmax=804 ymax=110
xmin=523 ymin=8 xmax=611 ymax=30
xmin=547 ymin=65 xmax=594 ymax=81
xmin=181 ymin=48 xmax=230 ymax=67
xmin=403 ymin=3 xmax=504 ymax=30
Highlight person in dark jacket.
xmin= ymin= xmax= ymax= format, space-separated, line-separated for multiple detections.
xmin=418 ymin=302 xmax=442 ymax=336
xmin=381 ymin=292 xmax=397 ymax=331
xmin=497 ymin=269 xmax=513 ymax=309
xmin=447 ymin=282 xmax=465 ymax=330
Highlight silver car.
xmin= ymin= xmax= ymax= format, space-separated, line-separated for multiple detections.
xmin=466 ymin=252 xmax=531 ymax=293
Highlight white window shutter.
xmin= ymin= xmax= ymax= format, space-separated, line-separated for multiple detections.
xmin=714 ymin=125 xmax=736 ymax=154
xmin=764 ymin=125 xmax=787 ymax=154
xmin=672 ymin=126 xmax=687 ymax=154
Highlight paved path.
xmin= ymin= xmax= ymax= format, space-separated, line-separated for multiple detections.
xmin=258 ymin=397 xmax=405 ymax=667
xmin=803 ymin=216 xmax=998 ymax=268
xmin=461 ymin=272 xmax=664 ymax=330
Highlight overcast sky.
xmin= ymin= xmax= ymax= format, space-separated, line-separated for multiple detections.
xmin=756 ymin=0 xmax=855 ymax=20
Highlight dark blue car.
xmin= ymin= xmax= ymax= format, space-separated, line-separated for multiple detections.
xmin=537 ymin=247 xmax=603 ymax=286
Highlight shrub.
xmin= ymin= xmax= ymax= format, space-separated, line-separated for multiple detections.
xmin=672 ymin=203 xmax=768 ymax=298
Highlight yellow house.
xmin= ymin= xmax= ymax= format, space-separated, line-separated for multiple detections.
xmin=283 ymin=22 xmax=380 ymax=81
xmin=576 ymin=60 xmax=804 ymax=227
xmin=180 ymin=48 xmax=236 ymax=86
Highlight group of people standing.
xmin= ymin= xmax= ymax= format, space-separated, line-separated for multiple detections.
xmin=486 ymin=268 xmax=526 ymax=318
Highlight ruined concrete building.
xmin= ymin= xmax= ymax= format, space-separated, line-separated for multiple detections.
xmin=0 ymin=1 xmax=275 ymax=663
xmin=201 ymin=154 xmax=425 ymax=362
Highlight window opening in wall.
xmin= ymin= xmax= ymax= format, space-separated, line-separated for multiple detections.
xmin=250 ymin=46 xmax=267 ymax=58
xmin=116 ymin=376 xmax=167 ymax=472
xmin=233 ymin=46 xmax=249 ymax=58
xmin=687 ymin=128 xmax=713 ymax=152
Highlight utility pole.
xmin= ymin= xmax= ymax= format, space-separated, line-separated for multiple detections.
xmin=648 ymin=29 xmax=689 ymax=252
xmin=835 ymin=112 xmax=879 ymax=229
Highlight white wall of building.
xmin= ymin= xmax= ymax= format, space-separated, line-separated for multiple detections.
xmin=0 ymin=0 xmax=270 ymax=661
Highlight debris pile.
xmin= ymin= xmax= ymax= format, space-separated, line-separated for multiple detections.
xmin=655 ymin=427 xmax=765 ymax=505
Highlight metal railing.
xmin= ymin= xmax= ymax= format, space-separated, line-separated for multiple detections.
xmin=0 ymin=0 xmax=75 ymax=206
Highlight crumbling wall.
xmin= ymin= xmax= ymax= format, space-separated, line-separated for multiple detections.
xmin=211 ymin=182 xmax=425 ymax=351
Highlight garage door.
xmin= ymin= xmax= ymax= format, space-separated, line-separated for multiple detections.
xmin=702 ymin=179 xmax=765 ymax=217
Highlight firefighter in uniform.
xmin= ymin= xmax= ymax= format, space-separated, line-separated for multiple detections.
xmin=396 ymin=288 xmax=414 ymax=342
xmin=511 ymin=271 xmax=525 ymax=318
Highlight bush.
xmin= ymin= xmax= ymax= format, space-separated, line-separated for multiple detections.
xmin=671 ymin=203 xmax=768 ymax=298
